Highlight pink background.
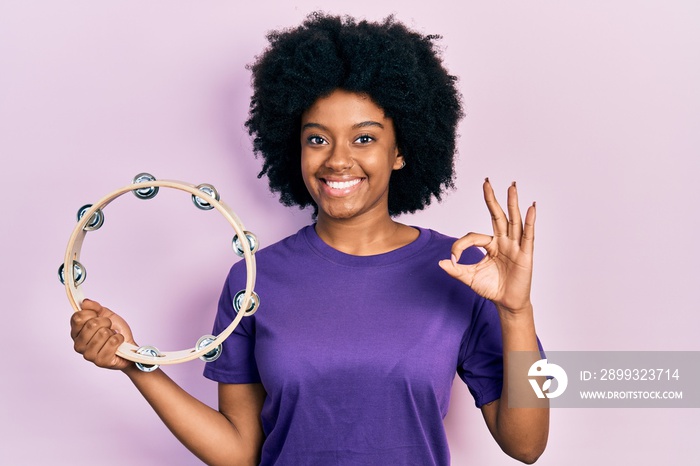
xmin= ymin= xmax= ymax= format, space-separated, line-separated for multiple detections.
xmin=2 ymin=1 xmax=699 ymax=464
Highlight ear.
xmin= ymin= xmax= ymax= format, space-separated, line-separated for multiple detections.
xmin=392 ymin=150 xmax=405 ymax=170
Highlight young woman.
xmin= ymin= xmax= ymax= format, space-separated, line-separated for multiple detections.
xmin=71 ymin=13 xmax=548 ymax=465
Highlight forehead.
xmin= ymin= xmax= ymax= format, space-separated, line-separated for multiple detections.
xmin=301 ymin=89 xmax=388 ymax=124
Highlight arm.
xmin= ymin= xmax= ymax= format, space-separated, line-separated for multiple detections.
xmin=439 ymin=179 xmax=549 ymax=464
xmin=480 ymin=306 xmax=548 ymax=464
xmin=71 ymin=299 xmax=265 ymax=466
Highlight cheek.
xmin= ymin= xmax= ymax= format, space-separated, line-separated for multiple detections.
xmin=299 ymin=150 xmax=309 ymax=175
xmin=369 ymin=150 xmax=398 ymax=178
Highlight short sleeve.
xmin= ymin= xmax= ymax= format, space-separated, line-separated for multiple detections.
xmin=202 ymin=264 xmax=261 ymax=384
xmin=457 ymin=296 xmax=504 ymax=408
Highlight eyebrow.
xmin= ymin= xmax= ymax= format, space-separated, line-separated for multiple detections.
xmin=301 ymin=120 xmax=385 ymax=131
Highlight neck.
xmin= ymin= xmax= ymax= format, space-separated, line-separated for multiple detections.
xmin=314 ymin=211 xmax=417 ymax=256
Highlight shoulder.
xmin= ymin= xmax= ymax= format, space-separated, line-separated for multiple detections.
xmin=256 ymin=225 xmax=312 ymax=258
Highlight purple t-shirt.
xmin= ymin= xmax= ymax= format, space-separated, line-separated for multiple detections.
xmin=204 ymin=225 xmax=504 ymax=465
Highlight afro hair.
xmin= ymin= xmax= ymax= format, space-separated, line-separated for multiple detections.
xmin=245 ymin=12 xmax=463 ymax=216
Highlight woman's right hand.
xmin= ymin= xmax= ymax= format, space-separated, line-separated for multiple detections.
xmin=70 ymin=298 xmax=135 ymax=371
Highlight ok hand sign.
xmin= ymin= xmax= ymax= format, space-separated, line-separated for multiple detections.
xmin=439 ymin=179 xmax=536 ymax=316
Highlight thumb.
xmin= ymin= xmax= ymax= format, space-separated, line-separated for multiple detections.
xmin=439 ymin=254 xmax=465 ymax=280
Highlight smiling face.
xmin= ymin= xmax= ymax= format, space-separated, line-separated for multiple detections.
xmin=300 ymin=89 xmax=404 ymax=223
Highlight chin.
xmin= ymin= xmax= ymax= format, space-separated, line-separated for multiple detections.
xmin=324 ymin=210 xmax=357 ymax=220
xmin=319 ymin=204 xmax=359 ymax=220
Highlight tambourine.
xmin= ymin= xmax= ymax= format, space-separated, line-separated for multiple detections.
xmin=60 ymin=173 xmax=259 ymax=372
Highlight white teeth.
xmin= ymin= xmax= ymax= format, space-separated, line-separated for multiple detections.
xmin=325 ymin=179 xmax=360 ymax=189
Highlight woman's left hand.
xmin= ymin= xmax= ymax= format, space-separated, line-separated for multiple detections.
xmin=439 ymin=178 xmax=536 ymax=316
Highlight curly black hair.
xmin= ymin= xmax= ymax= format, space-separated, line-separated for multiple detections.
xmin=245 ymin=12 xmax=463 ymax=216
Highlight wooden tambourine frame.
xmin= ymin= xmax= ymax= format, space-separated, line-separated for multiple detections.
xmin=61 ymin=174 xmax=258 ymax=370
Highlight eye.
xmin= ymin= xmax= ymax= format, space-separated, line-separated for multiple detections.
xmin=307 ymin=135 xmax=328 ymax=145
xmin=354 ymin=134 xmax=374 ymax=144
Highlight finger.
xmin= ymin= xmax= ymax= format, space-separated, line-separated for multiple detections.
xmin=81 ymin=298 xmax=119 ymax=322
xmin=439 ymin=257 xmax=470 ymax=282
xmin=70 ymin=310 xmax=98 ymax=339
xmin=439 ymin=252 xmax=490 ymax=285
xmin=81 ymin=325 xmax=118 ymax=363
xmin=72 ymin=315 xmax=113 ymax=353
xmin=93 ymin=332 xmax=126 ymax=368
xmin=81 ymin=298 xmax=102 ymax=312
xmin=507 ymin=181 xmax=523 ymax=240
xmin=484 ymin=178 xmax=508 ymax=238
xmin=521 ymin=202 xmax=536 ymax=255
xmin=450 ymin=232 xmax=495 ymax=262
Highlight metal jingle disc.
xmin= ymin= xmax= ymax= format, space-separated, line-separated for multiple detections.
xmin=196 ymin=335 xmax=222 ymax=362
xmin=77 ymin=204 xmax=104 ymax=231
xmin=232 ymin=231 xmax=259 ymax=257
xmin=233 ymin=290 xmax=260 ymax=315
xmin=135 ymin=345 xmax=161 ymax=372
xmin=132 ymin=173 xmax=159 ymax=200
xmin=192 ymin=183 xmax=219 ymax=210
xmin=58 ymin=260 xmax=86 ymax=286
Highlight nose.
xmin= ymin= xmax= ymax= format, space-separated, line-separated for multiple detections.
xmin=325 ymin=144 xmax=353 ymax=171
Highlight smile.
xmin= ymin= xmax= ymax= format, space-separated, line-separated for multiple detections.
xmin=324 ymin=179 xmax=362 ymax=189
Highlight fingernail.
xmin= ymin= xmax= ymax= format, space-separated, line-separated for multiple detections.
xmin=484 ymin=177 xmax=490 ymax=183
xmin=511 ymin=181 xmax=516 ymax=187
xmin=451 ymin=254 xmax=457 ymax=267
xmin=532 ymin=201 xmax=537 ymax=207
